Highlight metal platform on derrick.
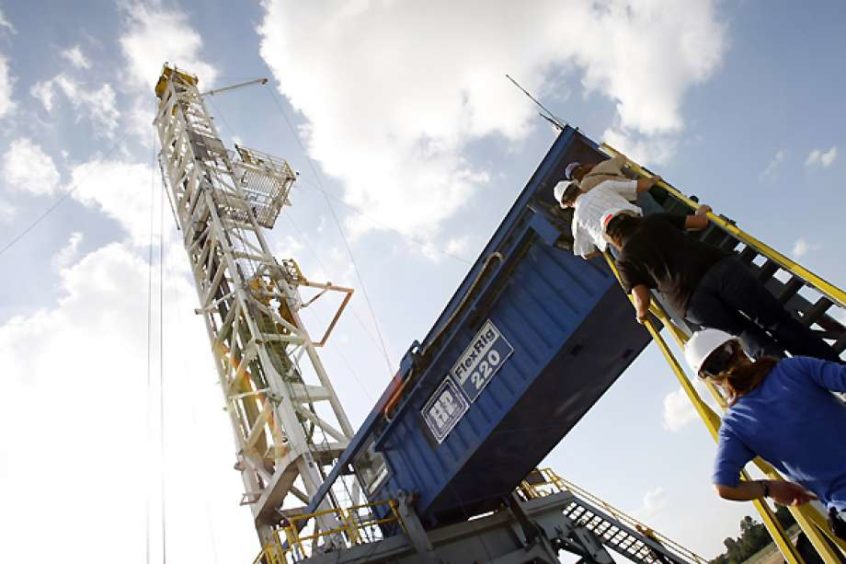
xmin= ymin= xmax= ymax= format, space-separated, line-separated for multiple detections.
xmin=255 ymin=468 xmax=705 ymax=564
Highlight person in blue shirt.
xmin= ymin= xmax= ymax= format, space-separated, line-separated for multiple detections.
xmin=684 ymin=329 xmax=846 ymax=540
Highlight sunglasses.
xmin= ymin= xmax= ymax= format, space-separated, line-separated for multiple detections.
xmin=698 ymin=341 xmax=740 ymax=379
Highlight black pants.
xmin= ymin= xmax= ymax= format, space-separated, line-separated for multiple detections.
xmin=829 ymin=507 xmax=846 ymax=541
xmin=685 ymin=256 xmax=841 ymax=361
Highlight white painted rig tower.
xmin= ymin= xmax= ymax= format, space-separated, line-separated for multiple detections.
xmin=153 ymin=65 xmax=358 ymax=545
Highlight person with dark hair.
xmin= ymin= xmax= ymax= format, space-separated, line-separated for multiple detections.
xmin=602 ymin=208 xmax=841 ymax=361
xmin=684 ymin=329 xmax=846 ymax=540
xmin=551 ymin=175 xmax=659 ymax=259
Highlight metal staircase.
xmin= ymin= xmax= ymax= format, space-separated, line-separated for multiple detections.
xmin=520 ymin=469 xmax=707 ymax=564
xmin=599 ymin=143 xmax=846 ymax=564
xmin=602 ymin=143 xmax=846 ymax=358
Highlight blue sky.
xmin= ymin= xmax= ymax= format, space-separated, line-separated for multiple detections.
xmin=0 ymin=1 xmax=844 ymax=562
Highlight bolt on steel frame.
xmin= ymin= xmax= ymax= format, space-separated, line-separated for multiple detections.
xmin=153 ymin=66 xmax=359 ymax=545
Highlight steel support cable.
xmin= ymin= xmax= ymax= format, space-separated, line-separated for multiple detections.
xmin=205 ymin=96 xmax=239 ymax=144
xmin=294 ymin=175 xmax=472 ymax=265
xmin=190 ymin=394 xmax=221 ymax=564
xmin=146 ymin=130 xmax=156 ymax=564
xmin=0 ymin=131 xmax=130 ymax=258
xmin=265 ymin=87 xmax=394 ymax=376
xmin=208 ymin=87 xmax=471 ymax=382
xmin=279 ymin=215 xmax=380 ymax=538
xmin=284 ymin=212 xmax=384 ymax=396
xmin=159 ymin=171 xmax=168 ymax=564
xmin=601 ymin=253 xmax=839 ymax=564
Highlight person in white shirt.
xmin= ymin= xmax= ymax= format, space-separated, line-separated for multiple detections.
xmin=553 ymin=175 xmax=660 ymax=259
xmin=564 ymin=157 xmax=664 ymax=215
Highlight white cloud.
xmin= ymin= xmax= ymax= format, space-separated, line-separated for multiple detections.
xmin=257 ymin=0 xmax=726 ymax=236
xmin=806 ymin=146 xmax=838 ymax=169
xmin=2 ymin=138 xmax=61 ymax=195
xmin=29 ymin=74 xmax=120 ymax=137
xmin=0 ymin=54 xmax=15 ymax=118
xmin=118 ymin=2 xmax=218 ymax=143
xmin=30 ymin=80 xmax=55 ymax=111
xmin=54 ymin=74 xmax=120 ymax=137
xmin=119 ymin=3 xmax=217 ymax=93
xmin=0 ymin=242 xmax=258 ymax=563
xmin=52 ymin=231 xmax=84 ymax=269
xmin=60 ymin=44 xmax=91 ymax=69
xmin=0 ymin=198 xmax=14 ymax=222
xmin=67 ymin=159 xmax=154 ymax=246
xmin=445 ymin=236 xmax=471 ymax=257
xmin=0 ymin=7 xmax=14 ymax=34
xmin=0 ymin=244 xmax=152 ymax=562
xmin=662 ymin=386 xmax=698 ymax=431
xmin=759 ymin=148 xmax=786 ymax=181
xmin=792 ymin=237 xmax=819 ymax=258
xmin=415 ymin=234 xmax=474 ymax=263
xmin=602 ymin=128 xmax=678 ymax=166
xmin=630 ymin=487 xmax=668 ymax=522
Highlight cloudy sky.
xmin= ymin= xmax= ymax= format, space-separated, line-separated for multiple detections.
xmin=1 ymin=1 xmax=845 ymax=562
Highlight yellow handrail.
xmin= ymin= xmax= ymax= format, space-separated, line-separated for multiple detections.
xmin=650 ymin=301 xmax=846 ymax=562
xmin=600 ymin=142 xmax=846 ymax=310
xmin=253 ymin=499 xmax=403 ymax=563
xmin=522 ymin=467 xmax=709 ymax=563
xmin=602 ymin=254 xmax=806 ymax=563
xmin=603 ymin=252 xmax=846 ymax=562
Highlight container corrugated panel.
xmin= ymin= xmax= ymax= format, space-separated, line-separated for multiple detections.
xmin=367 ymin=127 xmax=652 ymax=527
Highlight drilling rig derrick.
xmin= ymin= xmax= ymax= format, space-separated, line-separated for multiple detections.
xmin=153 ymin=65 xmax=356 ymax=545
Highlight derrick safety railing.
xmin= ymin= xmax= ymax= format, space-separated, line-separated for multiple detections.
xmin=521 ymin=468 xmax=708 ymax=564
xmin=253 ymin=499 xmax=404 ymax=564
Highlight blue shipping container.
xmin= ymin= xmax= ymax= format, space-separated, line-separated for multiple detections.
xmin=327 ymin=127 xmax=653 ymax=528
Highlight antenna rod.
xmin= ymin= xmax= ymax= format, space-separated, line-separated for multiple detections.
xmin=201 ymin=77 xmax=269 ymax=97
xmin=505 ymin=74 xmax=566 ymax=130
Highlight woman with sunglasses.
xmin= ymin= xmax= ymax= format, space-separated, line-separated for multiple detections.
xmin=684 ymin=329 xmax=846 ymax=540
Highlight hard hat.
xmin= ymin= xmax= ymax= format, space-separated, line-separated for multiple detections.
xmin=553 ymin=181 xmax=571 ymax=205
xmin=564 ymin=162 xmax=581 ymax=180
xmin=684 ymin=329 xmax=739 ymax=377
xmin=600 ymin=208 xmax=639 ymax=234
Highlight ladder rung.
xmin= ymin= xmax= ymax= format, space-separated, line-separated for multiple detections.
xmin=716 ymin=234 xmax=740 ymax=252
xmin=777 ymin=277 xmax=805 ymax=304
xmin=738 ymin=246 xmax=757 ymax=264
xmin=802 ymin=297 xmax=834 ymax=327
xmin=701 ymin=227 xmax=733 ymax=249
xmin=816 ymin=329 xmax=844 ymax=341
xmin=756 ymin=260 xmax=780 ymax=282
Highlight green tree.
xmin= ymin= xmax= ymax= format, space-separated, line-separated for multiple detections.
xmin=775 ymin=505 xmax=797 ymax=529
xmin=709 ymin=515 xmax=774 ymax=563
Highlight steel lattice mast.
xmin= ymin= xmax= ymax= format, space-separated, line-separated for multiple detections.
xmin=153 ymin=65 xmax=357 ymax=544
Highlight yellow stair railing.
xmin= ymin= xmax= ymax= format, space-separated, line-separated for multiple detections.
xmin=601 ymin=143 xmax=846 ymax=311
xmin=253 ymin=499 xmax=404 ymax=564
xmin=602 ymin=238 xmax=846 ymax=564
xmin=599 ymin=142 xmax=846 ymax=563
xmin=521 ymin=468 xmax=708 ymax=563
